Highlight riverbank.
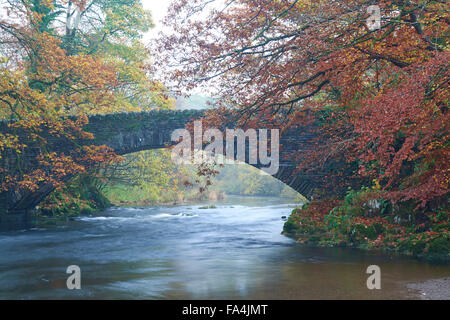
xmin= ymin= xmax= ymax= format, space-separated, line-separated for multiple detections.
xmin=108 ymin=190 xmax=227 ymax=207
xmin=283 ymin=199 xmax=450 ymax=263
xmin=36 ymin=176 xmax=112 ymax=228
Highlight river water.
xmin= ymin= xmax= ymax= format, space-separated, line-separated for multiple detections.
xmin=0 ymin=196 xmax=448 ymax=299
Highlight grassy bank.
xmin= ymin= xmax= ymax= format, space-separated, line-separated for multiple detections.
xmin=104 ymin=184 xmax=226 ymax=207
xmin=283 ymin=190 xmax=449 ymax=263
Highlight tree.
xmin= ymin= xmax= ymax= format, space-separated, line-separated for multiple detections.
xmin=155 ymin=0 xmax=449 ymax=207
xmin=0 ymin=0 xmax=173 ymax=194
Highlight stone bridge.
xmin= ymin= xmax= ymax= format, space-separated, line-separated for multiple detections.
xmin=0 ymin=109 xmax=324 ymax=229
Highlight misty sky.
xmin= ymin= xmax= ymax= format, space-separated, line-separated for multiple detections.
xmin=141 ymin=0 xmax=219 ymax=96
xmin=142 ymin=0 xmax=171 ymax=41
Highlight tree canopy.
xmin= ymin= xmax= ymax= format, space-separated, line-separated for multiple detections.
xmin=155 ymin=0 xmax=449 ymax=208
xmin=0 ymin=0 xmax=174 ymax=192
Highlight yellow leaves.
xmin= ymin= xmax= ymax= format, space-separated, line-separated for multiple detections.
xmin=0 ymin=0 xmax=172 ymax=193
xmin=0 ymin=32 xmax=122 ymax=118
xmin=0 ymin=133 xmax=25 ymax=154
xmin=294 ymin=0 xmax=314 ymax=11
xmin=372 ymin=179 xmax=381 ymax=191
xmin=40 ymin=0 xmax=55 ymax=9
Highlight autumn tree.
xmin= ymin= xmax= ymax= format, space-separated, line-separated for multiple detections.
xmin=155 ymin=0 xmax=449 ymax=208
xmin=0 ymin=0 xmax=173 ymax=196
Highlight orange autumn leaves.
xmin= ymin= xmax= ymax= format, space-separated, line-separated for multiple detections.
xmin=0 ymin=3 xmax=122 ymax=193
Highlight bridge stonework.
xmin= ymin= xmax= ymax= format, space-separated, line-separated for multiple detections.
xmin=0 ymin=110 xmax=320 ymax=230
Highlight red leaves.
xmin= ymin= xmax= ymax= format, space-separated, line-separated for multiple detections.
xmin=350 ymin=52 xmax=450 ymax=206
xmin=157 ymin=0 xmax=449 ymax=207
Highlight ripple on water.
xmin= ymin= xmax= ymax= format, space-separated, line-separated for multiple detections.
xmin=1 ymin=196 xmax=449 ymax=299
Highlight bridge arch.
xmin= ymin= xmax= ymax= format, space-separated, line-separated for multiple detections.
xmin=83 ymin=110 xmax=320 ymax=198
xmin=0 ymin=110 xmax=321 ymax=228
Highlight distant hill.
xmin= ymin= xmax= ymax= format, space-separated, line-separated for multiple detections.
xmin=175 ymin=94 xmax=214 ymax=110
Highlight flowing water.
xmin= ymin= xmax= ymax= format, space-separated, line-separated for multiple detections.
xmin=0 ymin=196 xmax=448 ymax=299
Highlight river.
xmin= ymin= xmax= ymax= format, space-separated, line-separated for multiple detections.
xmin=0 ymin=196 xmax=448 ymax=299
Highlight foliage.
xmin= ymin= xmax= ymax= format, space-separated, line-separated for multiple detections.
xmin=212 ymin=163 xmax=300 ymax=198
xmin=39 ymin=174 xmax=111 ymax=217
xmin=0 ymin=0 xmax=173 ymax=195
xmin=103 ymin=151 xmax=301 ymax=206
xmin=156 ymin=0 xmax=449 ymax=208
xmin=284 ymin=188 xmax=449 ymax=261
xmin=283 ymin=199 xmax=341 ymax=237
xmin=158 ymin=0 xmax=449 ymax=260
xmin=102 ymin=149 xmax=198 ymax=205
